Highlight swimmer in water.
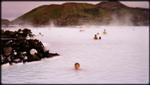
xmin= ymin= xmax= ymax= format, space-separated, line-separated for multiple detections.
xmin=74 ymin=63 xmax=80 ymax=70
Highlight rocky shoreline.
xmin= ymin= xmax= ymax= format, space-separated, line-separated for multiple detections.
xmin=1 ymin=28 xmax=59 ymax=65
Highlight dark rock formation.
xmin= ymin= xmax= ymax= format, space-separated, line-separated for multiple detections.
xmin=1 ymin=28 xmax=59 ymax=65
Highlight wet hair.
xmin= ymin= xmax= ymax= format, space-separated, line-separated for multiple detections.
xmin=74 ymin=63 xmax=80 ymax=70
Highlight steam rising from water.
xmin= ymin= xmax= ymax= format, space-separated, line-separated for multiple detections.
xmin=109 ymin=13 xmax=133 ymax=26
xmin=10 ymin=10 xmax=147 ymax=27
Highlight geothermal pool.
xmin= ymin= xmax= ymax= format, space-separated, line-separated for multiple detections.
xmin=2 ymin=26 xmax=149 ymax=84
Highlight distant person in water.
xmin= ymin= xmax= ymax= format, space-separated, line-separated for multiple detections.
xmin=94 ymin=33 xmax=101 ymax=40
xmin=97 ymin=32 xmax=101 ymax=40
xmin=94 ymin=34 xmax=98 ymax=40
xmin=99 ymin=36 xmax=101 ymax=40
xmin=103 ymin=29 xmax=107 ymax=34
xmin=39 ymin=32 xmax=44 ymax=36
xmin=74 ymin=63 xmax=80 ymax=70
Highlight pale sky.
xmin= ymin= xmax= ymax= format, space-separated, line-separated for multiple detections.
xmin=2 ymin=1 xmax=149 ymax=21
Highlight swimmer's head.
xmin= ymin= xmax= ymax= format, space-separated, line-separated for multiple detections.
xmin=74 ymin=63 xmax=80 ymax=70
